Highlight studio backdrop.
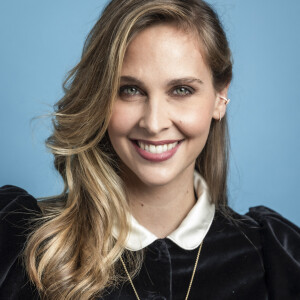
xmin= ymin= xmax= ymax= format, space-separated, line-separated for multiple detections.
xmin=0 ymin=0 xmax=299 ymax=225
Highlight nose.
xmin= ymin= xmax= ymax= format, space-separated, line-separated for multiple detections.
xmin=138 ymin=96 xmax=172 ymax=135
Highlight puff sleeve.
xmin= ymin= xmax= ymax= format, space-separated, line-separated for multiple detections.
xmin=0 ymin=185 xmax=41 ymax=299
xmin=246 ymin=206 xmax=300 ymax=300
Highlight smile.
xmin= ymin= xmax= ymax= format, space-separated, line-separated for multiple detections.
xmin=131 ymin=139 xmax=183 ymax=162
xmin=137 ymin=141 xmax=179 ymax=154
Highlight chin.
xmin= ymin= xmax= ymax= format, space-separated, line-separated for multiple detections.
xmin=140 ymin=176 xmax=174 ymax=187
xmin=130 ymin=166 xmax=183 ymax=187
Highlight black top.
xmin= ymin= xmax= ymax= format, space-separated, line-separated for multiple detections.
xmin=0 ymin=185 xmax=299 ymax=300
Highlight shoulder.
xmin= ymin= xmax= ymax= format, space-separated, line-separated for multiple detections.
xmin=222 ymin=205 xmax=300 ymax=242
xmin=0 ymin=185 xmax=42 ymax=239
xmin=0 ymin=185 xmax=41 ymax=212
xmin=216 ymin=206 xmax=300 ymax=299
xmin=244 ymin=206 xmax=300 ymax=299
xmin=0 ymin=185 xmax=41 ymax=299
xmin=246 ymin=205 xmax=299 ymax=229
xmin=245 ymin=206 xmax=300 ymax=256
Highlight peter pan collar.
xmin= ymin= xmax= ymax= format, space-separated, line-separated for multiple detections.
xmin=112 ymin=171 xmax=215 ymax=251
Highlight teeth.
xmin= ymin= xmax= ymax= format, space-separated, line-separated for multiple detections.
xmin=149 ymin=145 xmax=156 ymax=153
xmin=137 ymin=141 xmax=179 ymax=154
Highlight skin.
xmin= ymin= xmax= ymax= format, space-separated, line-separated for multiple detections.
xmin=108 ymin=24 xmax=228 ymax=238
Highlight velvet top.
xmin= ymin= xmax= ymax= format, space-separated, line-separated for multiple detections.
xmin=0 ymin=185 xmax=299 ymax=300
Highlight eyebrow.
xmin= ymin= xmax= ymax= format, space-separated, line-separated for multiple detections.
xmin=120 ymin=76 xmax=203 ymax=86
xmin=120 ymin=76 xmax=144 ymax=86
xmin=167 ymin=77 xmax=203 ymax=86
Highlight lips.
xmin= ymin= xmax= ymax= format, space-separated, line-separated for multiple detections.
xmin=131 ymin=139 xmax=183 ymax=162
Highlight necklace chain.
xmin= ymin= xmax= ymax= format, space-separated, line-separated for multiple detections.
xmin=120 ymin=241 xmax=203 ymax=300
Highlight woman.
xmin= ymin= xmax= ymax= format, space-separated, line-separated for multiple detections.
xmin=0 ymin=0 xmax=299 ymax=299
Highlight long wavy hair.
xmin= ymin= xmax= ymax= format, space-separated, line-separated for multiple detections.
xmin=24 ymin=0 xmax=232 ymax=299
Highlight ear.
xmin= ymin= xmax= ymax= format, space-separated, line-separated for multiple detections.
xmin=212 ymin=84 xmax=230 ymax=121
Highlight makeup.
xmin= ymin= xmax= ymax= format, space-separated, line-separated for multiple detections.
xmin=131 ymin=140 xmax=182 ymax=162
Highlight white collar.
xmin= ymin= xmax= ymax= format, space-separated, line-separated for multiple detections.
xmin=112 ymin=171 xmax=215 ymax=251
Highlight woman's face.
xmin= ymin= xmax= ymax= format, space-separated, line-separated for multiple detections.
xmin=108 ymin=24 xmax=227 ymax=187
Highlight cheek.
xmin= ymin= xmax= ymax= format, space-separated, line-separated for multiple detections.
xmin=177 ymin=105 xmax=214 ymax=138
xmin=108 ymin=102 xmax=138 ymax=140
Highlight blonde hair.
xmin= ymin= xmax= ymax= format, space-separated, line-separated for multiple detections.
xmin=24 ymin=0 xmax=232 ymax=299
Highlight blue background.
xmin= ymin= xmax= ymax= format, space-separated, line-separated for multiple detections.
xmin=0 ymin=0 xmax=299 ymax=225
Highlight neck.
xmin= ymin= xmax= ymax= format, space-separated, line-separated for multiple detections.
xmin=123 ymin=168 xmax=196 ymax=238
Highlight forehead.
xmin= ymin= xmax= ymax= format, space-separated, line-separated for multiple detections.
xmin=121 ymin=23 xmax=211 ymax=81
xmin=125 ymin=23 xmax=203 ymax=58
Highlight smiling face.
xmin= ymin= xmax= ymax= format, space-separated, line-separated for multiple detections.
xmin=108 ymin=24 xmax=227 ymax=188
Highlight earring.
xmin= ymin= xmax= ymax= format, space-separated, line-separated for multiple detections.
xmin=219 ymin=95 xmax=230 ymax=105
xmin=218 ymin=95 xmax=230 ymax=122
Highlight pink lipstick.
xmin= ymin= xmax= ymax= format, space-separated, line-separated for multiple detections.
xmin=131 ymin=139 xmax=182 ymax=162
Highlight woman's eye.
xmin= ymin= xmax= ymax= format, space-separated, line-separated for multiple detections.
xmin=119 ymin=86 xmax=141 ymax=96
xmin=172 ymin=86 xmax=193 ymax=96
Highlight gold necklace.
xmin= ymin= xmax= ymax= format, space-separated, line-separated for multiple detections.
xmin=120 ymin=241 xmax=203 ymax=300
